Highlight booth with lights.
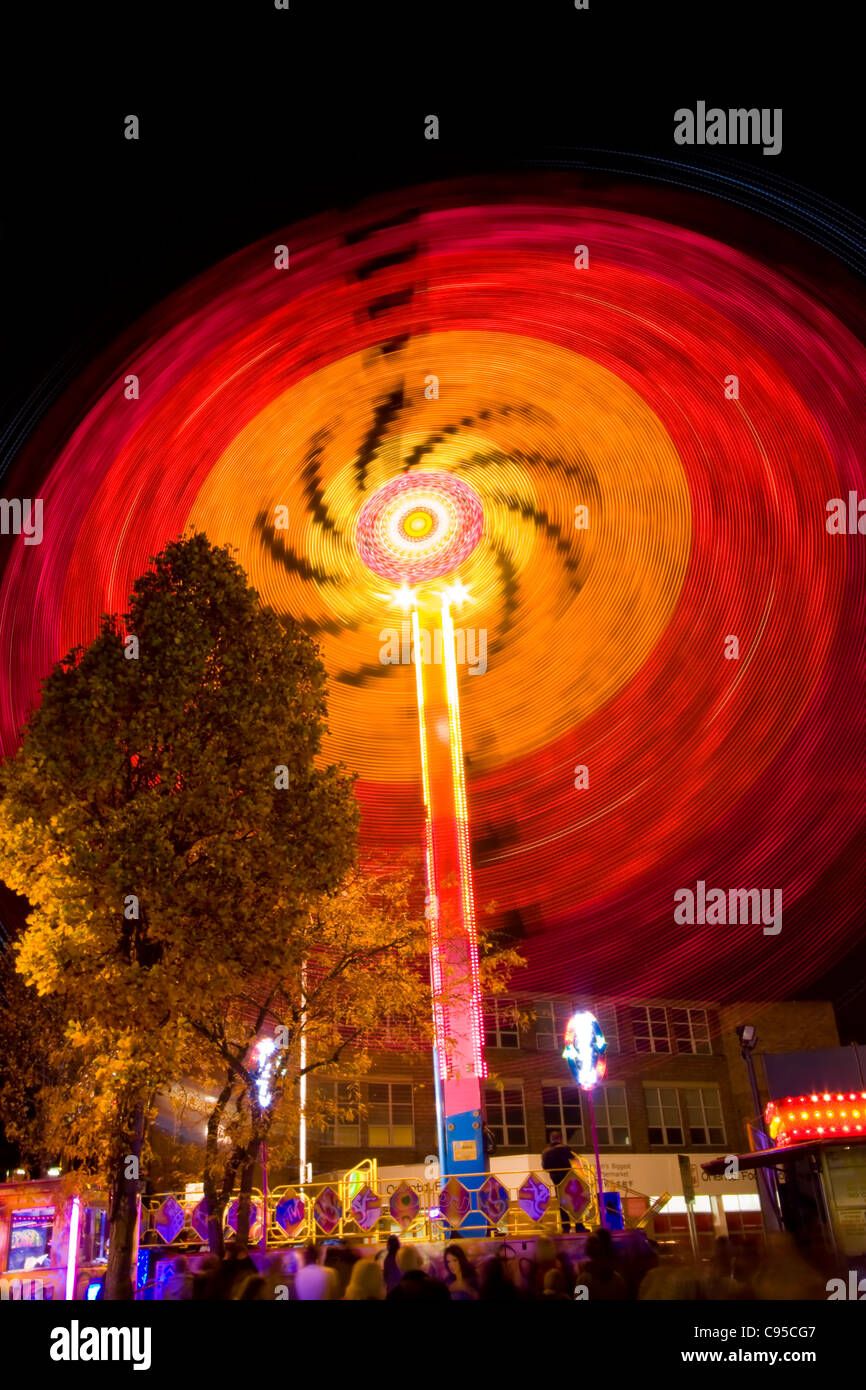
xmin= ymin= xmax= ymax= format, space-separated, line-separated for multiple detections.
xmin=0 ymin=1179 xmax=109 ymax=1300
xmin=703 ymin=1091 xmax=866 ymax=1261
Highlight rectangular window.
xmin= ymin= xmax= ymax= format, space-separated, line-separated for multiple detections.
xmin=484 ymin=999 xmax=519 ymax=1049
xmin=631 ymin=1006 xmax=671 ymax=1054
xmin=327 ymin=1080 xmax=361 ymax=1147
xmin=535 ymin=998 xmax=587 ymax=1051
xmin=541 ymin=1084 xmax=585 ymax=1146
xmin=367 ymin=1081 xmax=414 ymax=1148
xmin=646 ymin=1086 xmax=684 ymax=1145
xmin=80 ymin=1208 xmax=108 ymax=1266
xmin=593 ymin=1085 xmax=630 ymax=1146
xmin=534 ymin=1000 xmax=558 ymax=1051
xmin=683 ymin=1087 xmax=725 ymax=1145
xmin=670 ymin=1007 xmax=712 ymax=1055
xmin=594 ymin=1003 xmax=620 ymax=1054
xmin=484 ymin=1085 xmax=527 ymax=1148
xmin=6 ymin=1207 xmax=56 ymax=1272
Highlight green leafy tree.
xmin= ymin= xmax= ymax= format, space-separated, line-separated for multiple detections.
xmin=0 ymin=533 xmax=358 ymax=1296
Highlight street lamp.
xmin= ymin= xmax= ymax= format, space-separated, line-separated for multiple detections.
xmin=735 ymin=1023 xmax=782 ymax=1232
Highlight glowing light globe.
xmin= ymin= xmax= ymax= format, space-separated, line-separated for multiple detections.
xmin=355 ymin=471 xmax=484 ymax=583
xmin=563 ymin=1010 xmax=608 ymax=1090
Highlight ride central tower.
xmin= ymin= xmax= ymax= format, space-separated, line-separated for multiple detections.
xmin=356 ymin=471 xmax=488 ymax=1187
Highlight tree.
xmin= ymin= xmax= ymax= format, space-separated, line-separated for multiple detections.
xmin=187 ymin=868 xmax=523 ymax=1251
xmin=0 ymin=533 xmax=358 ymax=1296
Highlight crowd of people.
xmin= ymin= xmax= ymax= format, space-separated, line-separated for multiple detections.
xmin=157 ymin=1228 xmax=832 ymax=1301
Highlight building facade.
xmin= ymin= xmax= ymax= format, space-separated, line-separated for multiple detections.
xmin=306 ymin=994 xmax=840 ymax=1248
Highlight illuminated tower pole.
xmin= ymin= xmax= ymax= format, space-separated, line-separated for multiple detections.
xmin=357 ymin=471 xmax=488 ymax=1196
xmin=412 ymin=597 xmax=487 ymax=1186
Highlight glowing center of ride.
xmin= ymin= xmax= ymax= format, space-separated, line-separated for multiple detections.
xmin=355 ymin=471 xmax=484 ymax=584
xmin=403 ymin=508 xmax=435 ymax=538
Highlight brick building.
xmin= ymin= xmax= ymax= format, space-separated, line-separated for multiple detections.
xmin=307 ymin=994 xmax=839 ymax=1246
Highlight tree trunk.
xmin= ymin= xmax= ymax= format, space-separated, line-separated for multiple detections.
xmin=203 ymin=1075 xmax=235 ymax=1256
xmin=203 ymin=1169 xmax=226 ymax=1259
xmin=234 ymin=1137 xmax=260 ymax=1249
xmin=105 ymin=1101 xmax=145 ymax=1301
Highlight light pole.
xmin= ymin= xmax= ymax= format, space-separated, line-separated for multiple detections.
xmin=735 ymin=1024 xmax=782 ymax=1233
xmin=563 ymin=1011 xmax=609 ymax=1229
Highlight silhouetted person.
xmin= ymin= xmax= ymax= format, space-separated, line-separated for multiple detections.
xmin=577 ymin=1233 xmax=627 ymax=1301
xmin=294 ymin=1242 xmax=338 ymax=1301
xmin=382 ymin=1234 xmax=402 ymax=1294
xmin=542 ymin=1130 xmax=579 ymax=1233
xmin=162 ymin=1255 xmax=193 ymax=1300
xmin=479 ymin=1255 xmax=522 ymax=1301
xmin=386 ymin=1245 xmax=450 ymax=1301
xmin=192 ymin=1254 xmax=220 ymax=1300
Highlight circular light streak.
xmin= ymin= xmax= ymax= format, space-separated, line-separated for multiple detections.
xmin=356 ymin=471 xmax=484 ymax=583
xmin=0 ymin=173 xmax=864 ymax=1011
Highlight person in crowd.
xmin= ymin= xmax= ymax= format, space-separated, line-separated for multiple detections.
xmin=576 ymin=1232 xmax=627 ymax=1300
xmin=729 ymin=1234 xmax=760 ymax=1298
xmin=386 ymin=1244 xmax=450 ymax=1301
xmin=556 ymin=1246 xmax=578 ymax=1296
xmin=702 ymin=1236 xmax=740 ymax=1299
xmin=381 ymin=1234 xmax=403 ymax=1293
xmin=637 ymin=1248 xmax=702 ymax=1300
xmin=542 ymin=1269 xmax=571 ymax=1300
xmin=528 ymin=1235 xmax=565 ymax=1299
xmin=478 ymin=1254 xmax=522 ymax=1301
xmin=325 ymin=1240 xmax=360 ymax=1298
xmin=161 ymin=1254 xmax=194 ymax=1300
xmin=204 ymin=1242 xmax=257 ymax=1300
xmin=752 ymin=1232 xmax=828 ymax=1300
xmin=263 ymin=1251 xmax=297 ymax=1301
xmin=294 ymin=1242 xmax=338 ymax=1301
xmin=443 ymin=1243 xmax=478 ymax=1299
xmin=344 ymin=1258 xmax=386 ymax=1301
xmin=541 ymin=1130 xmax=579 ymax=1234
xmin=191 ymin=1253 xmax=221 ymax=1300
xmin=237 ymin=1273 xmax=267 ymax=1300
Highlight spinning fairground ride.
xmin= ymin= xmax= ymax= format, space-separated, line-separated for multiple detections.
xmin=2 ymin=169 xmax=865 ymax=1195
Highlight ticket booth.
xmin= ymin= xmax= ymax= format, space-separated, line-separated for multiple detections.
xmin=0 ymin=1178 xmax=109 ymax=1300
xmin=702 ymin=1134 xmax=866 ymax=1265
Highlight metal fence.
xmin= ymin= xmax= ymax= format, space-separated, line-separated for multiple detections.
xmin=139 ymin=1159 xmax=625 ymax=1248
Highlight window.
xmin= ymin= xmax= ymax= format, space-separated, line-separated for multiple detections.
xmin=670 ymin=1008 xmax=712 ymax=1055
xmin=541 ymin=1084 xmax=585 ymax=1146
xmin=536 ymin=1000 xmax=620 ymax=1055
xmin=646 ymin=1087 xmax=684 ymax=1145
xmin=594 ymin=1003 xmax=620 ymax=1054
xmin=534 ymin=1000 xmax=558 ymax=1051
xmin=631 ymin=1006 xmax=671 ymax=1053
xmin=367 ymin=1082 xmax=414 ymax=1147
xmin=646 ymin=1087 xmax=725 ymax=1145
xmin=484 ymin=1085 xmax=527 ymax=1148
xmin=327 ymin=1080 xmax=361 ymax=1146
xmin=683 ymin=1088 xmax=725 ymax=1145
xmin=6 ymin=1208 xmax=56 ymax=1272
xmin=485 ymin=999 xmax=519 ymax=1049
xmin=594 ymin=1085 xmax=630 ymax=1146
xmin=80 ymin=1208 xmax=108 ymax=1265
